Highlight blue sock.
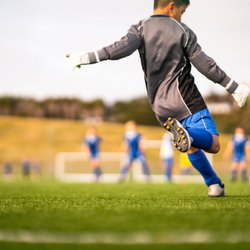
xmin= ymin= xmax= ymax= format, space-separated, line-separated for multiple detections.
xmin=231 ymin=169 xmax=237 ymax=181
xmin=241 ymin=169 xmax=248 ymax=181
xmin=188 ymin=150 xmax=223 ymax=187
xmin=139 ymin=155 xmax=151 ymax=176
xmin=93 ymin=167 xmax=102 ymax=177
xmin=120 ymin=161 xmax=131 ymax=176
xmin=164 ymin=159 xmax=173 ymax=181
xmin=187 ymin=128 xmax=213 ymax=151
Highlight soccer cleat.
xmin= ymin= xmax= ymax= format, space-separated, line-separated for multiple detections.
xmin=163 ymin=117 xmax=191 ymax=153
xmin=208 ymin=184 xmax=225 ymax=197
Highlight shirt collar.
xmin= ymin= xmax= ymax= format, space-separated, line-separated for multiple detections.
xmin=151 ymin=14 xmax=169 ymax=17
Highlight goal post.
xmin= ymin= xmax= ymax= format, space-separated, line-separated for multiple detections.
xmin=54 ymin=140 xmax=211 ymax=184
xmin=55 ymin=152 xmax=126 ymax=183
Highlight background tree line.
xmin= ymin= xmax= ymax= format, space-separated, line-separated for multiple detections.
xmin=0 ymin=97 xmax=105 ymax=120
xmin=0 ymin=95 xmax=249 ymax=133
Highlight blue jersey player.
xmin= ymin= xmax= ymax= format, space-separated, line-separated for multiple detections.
xmin=225 ymin=127 xmax=249 ymax=182
xmin=83 ymin=126 xmax=102 ymax=181
xmin=119 ymin=121 xmax=151 ymax=182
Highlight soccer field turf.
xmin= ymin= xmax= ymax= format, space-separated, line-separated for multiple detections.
xmin=0 ymin=182 xmax=249 ymax=250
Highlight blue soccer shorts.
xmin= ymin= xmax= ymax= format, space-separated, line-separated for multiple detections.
xmin=233 ymin=155 xmax=246 ymax=163
xmin=181 ymin=108 xmax=219 ymax=136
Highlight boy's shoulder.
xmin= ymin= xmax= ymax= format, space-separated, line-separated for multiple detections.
xmin=135 ymin=17 xmax=196 ymax=39
xmin=180 ymin=22 xmax=197 ymax=37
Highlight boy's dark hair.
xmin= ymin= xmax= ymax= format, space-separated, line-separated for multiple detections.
xmin=154 ymin=0 xmax=190 ymax=9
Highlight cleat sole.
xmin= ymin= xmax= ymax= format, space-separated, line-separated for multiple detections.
xmin=163 ymin=117 xmax=191 ymax=153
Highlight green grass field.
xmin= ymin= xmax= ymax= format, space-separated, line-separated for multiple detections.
xmin=0 ymin=181 xmax=250 ymax=249
xmin=0 ymin=117 xmax=250 ymax=249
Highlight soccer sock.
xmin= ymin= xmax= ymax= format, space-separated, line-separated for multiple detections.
xmin=164 ymin=159 xmax=172 ymax=181
xmin=188 ymin=150 xmax=223 ymax=187
xmin=186 ymin=128 xmax=214 ymax=151
xmin=231 ymin=169 xmax=237 ymax=181
xmin=140 ymin=160 xmax=151 ymax=177
xmin=120 ymin=161 xmax=131 ymax=176
xmin=93 ymin=167 xmax=102 ymax=177
xmin=241 ymin=169 xmax=248 ymax=181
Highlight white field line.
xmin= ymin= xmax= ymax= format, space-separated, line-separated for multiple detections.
xmin=0 ymin=231 xmax=250 ymax=244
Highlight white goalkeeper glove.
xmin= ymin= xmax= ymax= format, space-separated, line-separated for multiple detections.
xmin=232 ymin=84 xmax=250 ymax=108
xmin=66 ymin=52 xmax=91 ymax=69
xmin=66 ymin=51 xmax=101 ymax=69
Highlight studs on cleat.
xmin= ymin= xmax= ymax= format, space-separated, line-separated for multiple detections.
xmin=164 ymin=117 xmax=190 ymax=153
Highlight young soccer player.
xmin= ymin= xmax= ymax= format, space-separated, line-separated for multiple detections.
xmin=67 ymin=0 xmax=250 ymax=196
xmin=225 ymin=127 xmax=249 ymax=182
xmin=83 ymin=126 xmax=102 ymax=181
xmin=119 ymin=121 xmax=151 ymax=182
xmin=160 ymin=133 xmax=174 ymax=181
xmin=3 ymin=162 xmax=13 ymax=181
xmin=21 ymin=160 xmax=31 ymax=179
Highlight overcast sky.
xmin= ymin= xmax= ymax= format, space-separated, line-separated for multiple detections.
xmin=0 ymin=0 xmax=249 ymax=102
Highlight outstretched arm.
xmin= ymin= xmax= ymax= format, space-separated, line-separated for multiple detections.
xmin=183 ymin=24 xmax=250 ymax=107
xmin=66 ymin=25 xmax=142 ymax=68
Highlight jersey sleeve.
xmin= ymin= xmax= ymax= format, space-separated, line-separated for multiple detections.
xmin=86 ymin=23 xmax=142 ymax=64
xmin=182 ymin=23 xmax=238 ymax=94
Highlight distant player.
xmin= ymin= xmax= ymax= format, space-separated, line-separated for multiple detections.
xmin=83 ymin=126 xmax=102 ymax=181
xmin=67 ymin=0 xmax=250 ymax=196
xmin=31 ymin=161 xmax=41 ymax=181
xmin=225 ymin=127 xmax=249 ymax=182
xmin=119 ymin=121 xmax=151 ymax=182
xmin=21 ymin=160 xmax=31 ymax=179
xmin=3 ymin=162 xmax=13 ymax=181
xmin=160 ymin=133 xmax=174 ymax=181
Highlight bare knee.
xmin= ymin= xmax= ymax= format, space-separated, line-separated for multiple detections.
xmin=187 ymin=147 xmax=199 ymax=154
xmin=187 ymin=135 xmax=220 ymax=154
xmin=208 ymin=144 xmax=220 ymax=154
xmin=206 ymin=135 xmax=220 ymax=154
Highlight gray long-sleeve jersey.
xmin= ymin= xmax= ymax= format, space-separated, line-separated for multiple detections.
xmin=88 ymin=14 xmax=238 ymax=123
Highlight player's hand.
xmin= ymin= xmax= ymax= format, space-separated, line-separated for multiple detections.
xmin=232 ymin=85 xmax=250 ymax=108
xmin=66 ymin=52 xmax=90 ymax=69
